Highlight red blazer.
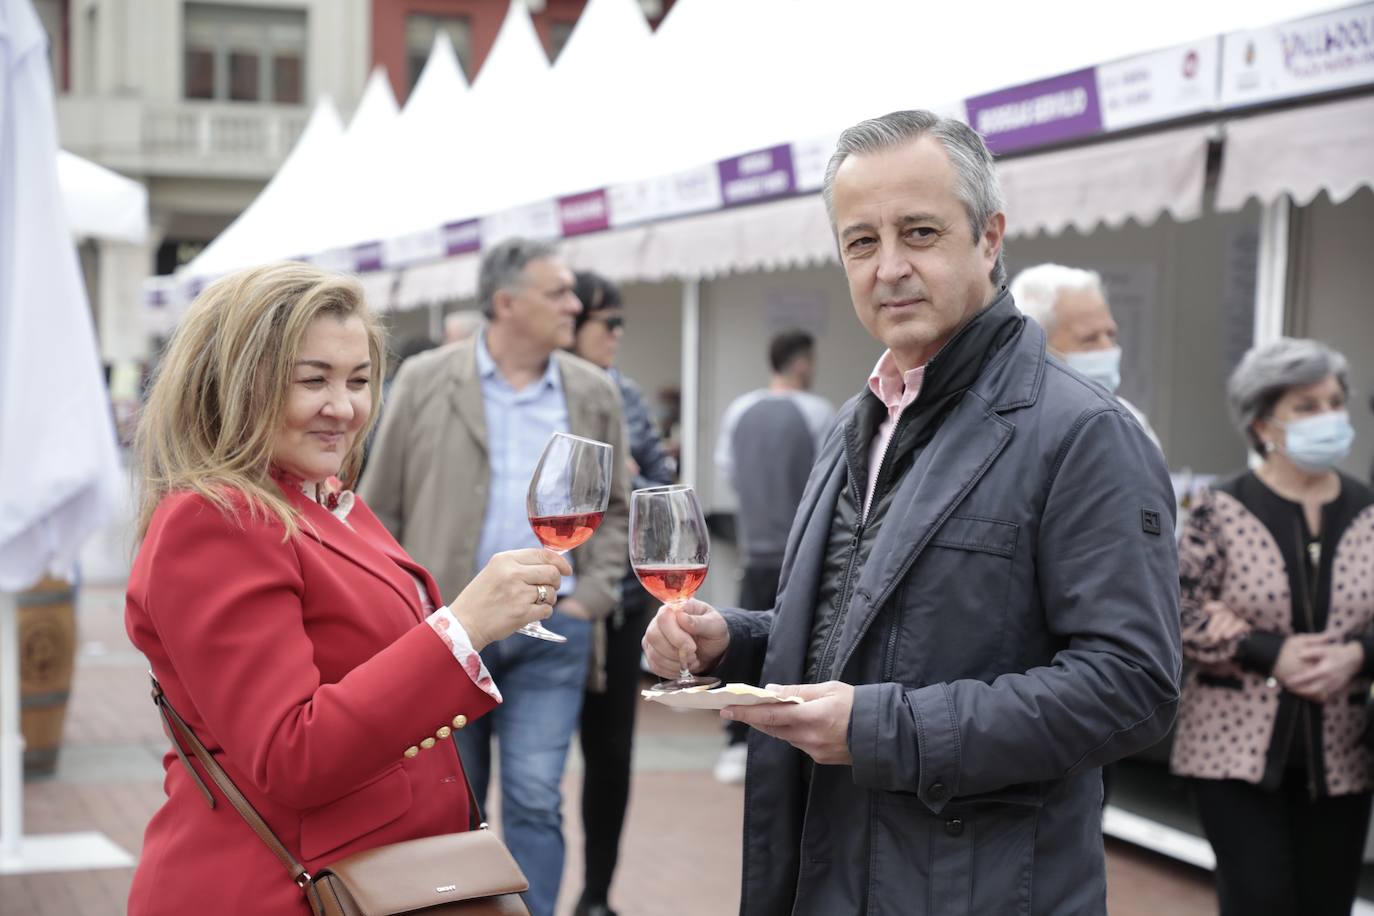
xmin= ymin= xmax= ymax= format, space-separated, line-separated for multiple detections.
xmin=125 ymin=484 xmax=497 ymax=915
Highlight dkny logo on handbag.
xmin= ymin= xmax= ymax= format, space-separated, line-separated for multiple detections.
xmin=436 ymin=884 xmax=458 ymax=893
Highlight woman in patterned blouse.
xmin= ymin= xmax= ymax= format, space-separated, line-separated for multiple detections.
xmin=1171 ymin=337 xmax=1373 ymax=916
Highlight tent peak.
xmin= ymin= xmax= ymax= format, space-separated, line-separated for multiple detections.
xmin=472 ymin=0 xmax=550 ymax=95
xmin=349 ymin=67 xmax=400 ymax=136
xmin=553 ymin=0 xmax=652 ymax=77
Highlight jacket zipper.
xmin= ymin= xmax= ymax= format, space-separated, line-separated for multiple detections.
xmin=816 ymin=426 xmax=872 ymax=682
xmin=1292 ymin=518 xmax=1321 ymax=800
xmin=817 ymin=415 xmax=907 ymax=680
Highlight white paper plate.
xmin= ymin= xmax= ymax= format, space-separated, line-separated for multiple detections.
xmin=640 ymin=683 xmax=805 ymax=710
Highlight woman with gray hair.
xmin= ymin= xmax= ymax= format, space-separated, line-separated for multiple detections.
xmin=1169 ymin=336 xmax=1373 ymax=916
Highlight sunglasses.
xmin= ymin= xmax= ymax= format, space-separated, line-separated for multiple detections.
xmin=588 ymin=314 xmax=625 ymax=332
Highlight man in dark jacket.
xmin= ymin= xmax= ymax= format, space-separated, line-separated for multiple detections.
xmin=643 ymin=110 xmax=1182 ymax=915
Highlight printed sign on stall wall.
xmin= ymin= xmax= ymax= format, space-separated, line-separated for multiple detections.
xmin=558 ymin=190 xmax=611 ymax=237
xmin=382 ymin=227 xmax=445 ymax=267
xmin=791 ymin=132 xmax=842 ymax=194
xmin=965 ymin=69 xmax=1103 ymax=154
xmin=658 ymin=165 xmax=725 ymax=219
xmin=607 ymin=164 xmax=723 ymax=229
xmin=717 ymin=145 xmax=796 ymax=207
xmin=1098 ymin=39 xmax=1221 ymax=131
xmin=1221 ymin=2 xmax=1374 ymax=107
xmin=480 ymin=201 xmax=560 ymax=249
xmin=441 ymin=220 xmax=481 ymax=257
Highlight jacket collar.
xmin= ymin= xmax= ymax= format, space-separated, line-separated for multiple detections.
xmin=846 ymin=288 xmax=1031 ymax=459
xmin=969 ymin=289 xmax=1044 ymax=413
xmin=279 ymin=482 xmax=430 ymax=621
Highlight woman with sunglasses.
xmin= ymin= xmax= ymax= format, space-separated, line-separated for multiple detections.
xmin=567 ymin=270 xmax=674 ymax=916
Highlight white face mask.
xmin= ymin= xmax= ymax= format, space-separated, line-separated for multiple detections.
xmin=1275 ymin=410 xmax=1356 ymax=473
xmin=1064 ymin=346 xmax=1122 ymax=394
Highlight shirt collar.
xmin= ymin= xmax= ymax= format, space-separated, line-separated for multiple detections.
xmin=475 ymin=330 xmax=562 ymax=393
xmin=867 ymin=350 xmax=926 ymax=414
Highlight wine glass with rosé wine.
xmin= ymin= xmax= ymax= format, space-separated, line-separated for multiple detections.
xmin=522 ymin=432 xmax=614 ymax=643
xmin=629 ymin=485 xmax=720 ymax=691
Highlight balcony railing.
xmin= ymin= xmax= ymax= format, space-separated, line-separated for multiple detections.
xmin=58 ymin=96 xmax=310 ymax=179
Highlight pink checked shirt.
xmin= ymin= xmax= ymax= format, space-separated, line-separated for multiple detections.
xmin=863 ymin=351 xmax=926 ymax=518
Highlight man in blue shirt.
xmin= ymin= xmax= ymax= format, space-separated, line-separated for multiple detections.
xmin=360 ymin=238 xmax=630 ymax=916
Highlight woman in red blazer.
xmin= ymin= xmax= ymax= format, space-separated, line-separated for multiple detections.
xmin=125 ymin=263 xmax=569 ymax=914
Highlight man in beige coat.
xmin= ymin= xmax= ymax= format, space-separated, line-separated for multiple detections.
xmin=360 ymin=237 xmax=629 ymax=916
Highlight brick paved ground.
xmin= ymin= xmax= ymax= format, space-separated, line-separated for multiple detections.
xmin=1 ymin=582 xmax=1221 ymax=916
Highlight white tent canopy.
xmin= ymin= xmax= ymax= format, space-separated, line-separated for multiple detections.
xmin=412 ymin=1 xmax=552 ymax=227
xmin=364 ymin=3 xmax=551 ymax=262
xmin=56 ymin=151 xmax=148 ymax=244
xmin=167 ymin=0 xmax=1358 ymax=298
xmin=318 ymin=37 xmax=471 ymax=257
xmin=497 ymin=0 xmax=654 ymax=205
xmin=291 ymin=69 xmax=399 ymax=268
xmin=184 ymin=95 xmax=345 ymax=280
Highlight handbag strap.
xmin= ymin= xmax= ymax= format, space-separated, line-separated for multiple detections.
xmin=149 ymin=672 xmax=487 ymax=888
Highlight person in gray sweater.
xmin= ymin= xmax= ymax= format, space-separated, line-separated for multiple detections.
xmin=712 ymin=330 xmax=834 ymax=781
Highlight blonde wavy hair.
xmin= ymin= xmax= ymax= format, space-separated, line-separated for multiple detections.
xmin=135 ymin=263 xmax=387 ymax=541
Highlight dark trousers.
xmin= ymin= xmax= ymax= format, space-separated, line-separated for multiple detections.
xmin=726 ymin=562 xmax=781 ymax=745
xmin=576 ymin=592 xmax=653 ymax=906
xmin=1191 ymin=774 xmax=1371 ymax=916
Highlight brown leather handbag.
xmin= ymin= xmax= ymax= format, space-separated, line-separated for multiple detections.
xmin=151 ymin=675 xmax=530 ymax=915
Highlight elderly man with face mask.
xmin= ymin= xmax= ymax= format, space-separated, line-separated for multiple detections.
xmin=1010 ymin=263 xmax=1161 ymax=450
xmin=643 ymin=110 xmax=1181 ymax=916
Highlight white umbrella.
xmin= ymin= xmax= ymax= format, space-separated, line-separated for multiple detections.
xmin=55 ymin=150 xmax=148 ymax=244
xmin=0 ymin=0 xmax=132 ymax=874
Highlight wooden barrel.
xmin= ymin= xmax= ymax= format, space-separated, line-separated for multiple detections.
xmin=17 ymin=576 xmax=77 ymax=776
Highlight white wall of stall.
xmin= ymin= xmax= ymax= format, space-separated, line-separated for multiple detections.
xmin=1287 ymin=188 xmax=1374 ymax=484
xmin=1008 ymin=201 xmax=1266 ymax=478
xmin=613 ymin=280 xmax=684 ymax=437
xmin=695 ymin=264 xmax=881 ymax=515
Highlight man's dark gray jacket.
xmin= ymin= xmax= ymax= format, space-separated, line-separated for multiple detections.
xmin=715 ymin=292 xmax=1182 ymax=915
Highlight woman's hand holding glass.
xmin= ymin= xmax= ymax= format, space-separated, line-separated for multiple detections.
xmin=448 ymin=548 xmax=572 ymax=652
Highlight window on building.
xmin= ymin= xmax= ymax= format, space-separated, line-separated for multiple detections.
xmin=183 ymin=4 xmax=307 ymax=104
xmin=406 ymin=14 xmax=472 ymax=93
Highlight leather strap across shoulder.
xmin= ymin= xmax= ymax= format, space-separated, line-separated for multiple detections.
xmin=149 ymin=670 xmax=489 ymax=885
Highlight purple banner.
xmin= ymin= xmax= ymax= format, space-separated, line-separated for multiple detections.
xmin=443 ymin=219 xmax=481 ymax=256
xmin=350 ymin=242 xmax=382 ymax=273
xmin=559 ymin=190 xmax=611 ymax=236
xmin=965 ymin=68 xmax=1103 ymax=154
xmin=717 ymin=144 xmax=795 ymax=207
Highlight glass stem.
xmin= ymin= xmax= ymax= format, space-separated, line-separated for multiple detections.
xmin=674 ymin=599 xmax=694 ymax=682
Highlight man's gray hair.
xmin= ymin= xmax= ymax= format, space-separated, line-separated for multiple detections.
xmin=1228 ymin=337 xmax=1349 ymax=455
xmin=821 ymin=110 xmax=1007 ymax=287
xmin=1008 ymin=264 xmax=1104 ymax=332
xmin=477 ymin=237 xmax=559 ymax=319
